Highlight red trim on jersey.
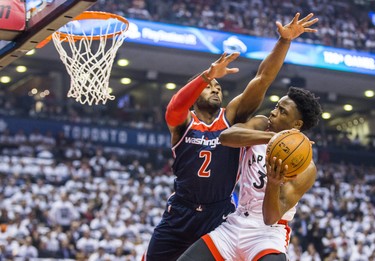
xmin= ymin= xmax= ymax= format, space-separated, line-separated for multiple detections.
xmin=253 ymin=220 xmax=290 ymax=260
xmin=202 ymin=235 xmax=225 ymax=261
xmin=190 ymin=109 xmax=228 ymax=132
xmin=171 ymin=108 xmax=227 ymax=157
xmin=253 ymin=249 xmax=281 ymax=261
xmin=277 ymin=219 xmax=291 ymax=248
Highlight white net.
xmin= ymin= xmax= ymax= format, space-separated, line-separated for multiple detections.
xmin=52 ymin=18 xmax=127 ymax=105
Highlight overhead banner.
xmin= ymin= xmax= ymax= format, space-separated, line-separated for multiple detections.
xmin=0 ymin=0 xmax=26 ymax=31
xmin=125 ymin=18 xmax=375 ymax=76
xmin=0 ymin=116 xmax=171 ymax=149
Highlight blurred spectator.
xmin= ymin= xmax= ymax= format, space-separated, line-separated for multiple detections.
xmin=49 ymin=192 xmax=80 ymax=231
xmin=90 ymin=0 xmax=375 ymax=52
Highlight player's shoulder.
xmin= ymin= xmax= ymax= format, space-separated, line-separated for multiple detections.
xmin=253 ymin=115 xmax=268 ymax=122
xmin=245 ymin=115 xmax=268 ymax=130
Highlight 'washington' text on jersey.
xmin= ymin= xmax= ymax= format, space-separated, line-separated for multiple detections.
xmin=185 ymin=136 xmax=220 ymax=148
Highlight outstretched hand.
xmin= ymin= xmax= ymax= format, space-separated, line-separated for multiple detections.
xmin=205 ymin=52 xmax=240 ymax=79
xmin=276 ymin=13 xmax=318 ymax=41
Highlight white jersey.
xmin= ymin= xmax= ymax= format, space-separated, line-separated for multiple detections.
xmin=238 ymin=144 xmax=296 ymax=221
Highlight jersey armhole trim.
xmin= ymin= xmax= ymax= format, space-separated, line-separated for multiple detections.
xmin=171 ymin=113 xmax=194 ymax=156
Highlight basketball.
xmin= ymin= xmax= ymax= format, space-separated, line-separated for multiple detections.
xmin=266 ymin=129 xmax=312 ymax=177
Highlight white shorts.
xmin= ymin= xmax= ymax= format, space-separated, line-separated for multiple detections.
xmin=207 ymin=210 xmax=291 ymax=261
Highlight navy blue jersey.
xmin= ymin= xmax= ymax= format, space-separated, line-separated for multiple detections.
xmin=172 ymin=108 xmax=240 ymax=204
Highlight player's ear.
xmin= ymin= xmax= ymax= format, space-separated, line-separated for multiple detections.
xmin=293 ymin=120 xmax=303 ymax=130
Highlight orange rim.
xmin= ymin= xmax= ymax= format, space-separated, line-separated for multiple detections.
xmin=55 ymin=11 xmax=129 ymax=41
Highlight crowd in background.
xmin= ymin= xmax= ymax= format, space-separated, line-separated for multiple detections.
xmin=0 ymin=128 xmax=173 ymax=260
xmin=0 ymin=127 xmax=374 ymax=260
xmin=91 ymin=0 xmax=375 ymax=53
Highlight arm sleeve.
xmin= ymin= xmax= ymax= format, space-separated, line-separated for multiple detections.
xmin=165 ymin=74 xmax=210 ymax=126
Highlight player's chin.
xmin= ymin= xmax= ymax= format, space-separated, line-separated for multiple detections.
xmin=209 ymin=101 xmax=221 ymax=109
xmin=268 ymin=125 xmax=278 ymax=133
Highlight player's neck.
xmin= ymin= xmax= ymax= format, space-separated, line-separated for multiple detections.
xmin=194 ymin=108 xmax=221 ymax=124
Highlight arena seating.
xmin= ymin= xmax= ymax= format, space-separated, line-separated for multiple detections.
xmin=0 ymin=128 xmax=374 ymax=260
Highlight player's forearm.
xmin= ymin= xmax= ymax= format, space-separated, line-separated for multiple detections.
xmin=233 ymin=38 xmax=291 ymax=122
xmin=219 ymin=127 xmax=275 ymax=148
xmin=256 ymin=37 xmax=291 ymax=84
xmin=165 ymin=74 xmax=210 ymax=126
xmin=262 ymin=183 xmax=284 ymax=225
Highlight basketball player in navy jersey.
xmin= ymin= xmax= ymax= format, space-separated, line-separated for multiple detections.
xmin=177 ymin=87 xmax=322 ymax=260
xmin=145 ymin=13 xmax=319 ymax=261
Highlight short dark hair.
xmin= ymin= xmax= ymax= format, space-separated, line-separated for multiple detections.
xmin=287 ymin=87 xmax=322 ymax=131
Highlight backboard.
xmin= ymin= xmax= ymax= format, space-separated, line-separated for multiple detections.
xmin=0 ymin=0 xmax=97 ymax=70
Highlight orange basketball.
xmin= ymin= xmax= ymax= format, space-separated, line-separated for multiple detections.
xmin=266 ymin=129 xmax=312 ymax=177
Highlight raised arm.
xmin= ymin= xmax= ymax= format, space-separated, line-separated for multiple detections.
xmin=219 ymin=115 xmax=275 ymax=148
xmin=225 ymin=13 xmax=319 ymax=124
xmin=262 ymin=158 xmax=317 ymax=225
xmin=165 ymin=52 xmax=240 ymax=144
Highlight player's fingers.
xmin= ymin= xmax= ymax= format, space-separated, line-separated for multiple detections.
xmin=292 ymin=13 xmax=300 ymax=23
xmin=273 ymin=158 xmax=283 ymax=177
xmin=277 ymin=159 xmax=284 ymax=174
xmin=299 ymin=13 xmax=314 ymax=23
xmin=226 ymin=52 xmax=240 ymax=61
xmin=266 ymin=158 xmax=273 ymax=176
xmin=304 ymin=28 xmax=318 ymax=33
xmin=270 ymin=156 xmax=277 ymax=174
xmin=275 ymin=21 xmax=283 ymax=30
xmin=302 ymin=18 xmax=319 ymax=27
xmin=226 ymin=68 xmax=239 ymax=74
xmin=282 ymin=164 xmax=289 ymax=173
xmin=217 ymin=53 xmax=227 ymax=63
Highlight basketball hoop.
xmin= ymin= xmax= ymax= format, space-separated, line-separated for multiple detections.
xmin=51 ymin=11 xmax=129 ymax=105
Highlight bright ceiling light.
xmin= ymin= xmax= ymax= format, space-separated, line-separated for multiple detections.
xmin=364 ymin=90 xmax=374 ymax=98
xmin=0 ymin=76 xmax=11 ymax=83
xmin=120 ymin=78 xmax=132 ymax=85
xmin=31 ymin=88 xmax=38 ymax=95
xmin=165 ymin=83 xmax=176 ymax=90
xmin=343 ymin=104 xmax=353 ymax=111
xmin=16 ymin=65 xmax=27 ymax=73
xmin=321 ymin=112 xmax=331 ymax=119
xmin=26 ymin=49 xmax=35 ymax=56
xmin=117 ymin=59 xmax=129 ymax=67
xmin=269 ymin=95 xmax=279 ymax=102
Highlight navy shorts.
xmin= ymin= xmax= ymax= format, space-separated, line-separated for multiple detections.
xmin=145 ymin=194 xmax=235 ymax=261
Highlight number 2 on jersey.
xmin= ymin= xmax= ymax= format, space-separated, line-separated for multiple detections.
xmin=198 ymin=150 xmax=211 ymax=177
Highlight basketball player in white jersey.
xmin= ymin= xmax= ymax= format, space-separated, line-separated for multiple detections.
xmin=177 ymin=87 xmax=322 ymax=261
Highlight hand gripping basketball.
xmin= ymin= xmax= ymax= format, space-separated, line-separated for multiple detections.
xmin=266 ymin=129 xmax=312 ymax=177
